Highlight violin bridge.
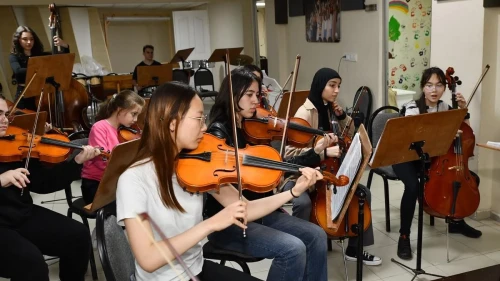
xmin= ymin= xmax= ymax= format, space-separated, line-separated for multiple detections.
xmin=273 ymin=116 xmax=278 ymax=127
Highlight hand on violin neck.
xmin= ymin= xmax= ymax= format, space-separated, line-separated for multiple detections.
xmin=455 ymin=92 xmax=467 ymax=109
xmin=74 ymin=146 xmax=103 ymax=164
xmin=314 ymin=133 xmax=337 ymax=154
xmin=326 ymin=145 xmax=341 ymax=158
xmin=0 ymin=168 xmax=30 ymax=189
xmin=210 ymin=200 xmax=248 ymax=232
xmin=53 ymin=36 xmax=68 ymax=48
xmin=293 ymin=167 xmax=323 ymax=195
xmin=333 ymin=101 xmax=344 ymax=117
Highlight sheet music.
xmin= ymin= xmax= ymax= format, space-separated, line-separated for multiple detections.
xmin=330 ymin=133 xmax=363 ymax=220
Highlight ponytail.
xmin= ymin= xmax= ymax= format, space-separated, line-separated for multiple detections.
xmin=95 ymin=90 xmax=145 ymax=122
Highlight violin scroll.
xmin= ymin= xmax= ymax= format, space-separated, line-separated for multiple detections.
xmin=321 ymin=171 xmax=349 ymax=187
xmin=445 ymin=67 xmax=462 ymax=109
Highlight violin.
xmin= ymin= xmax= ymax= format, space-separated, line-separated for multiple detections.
xmin=242 ymin=108 xmax=327 ymax=148
xmin=176 ymin=133 xmax=349 ymax=194
xmin=118 ymin=124 xmax=142 ymax=143
xmin=424 ymin=67 xmax=480 ymax=219
xmin=0 ymin=126 xmax=110 ymax=163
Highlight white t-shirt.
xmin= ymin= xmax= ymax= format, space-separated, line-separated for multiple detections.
xmin=116 ymin=159 xmax=204 ymax=281
xmin=402 ymin=100 xmax=451 ymax=116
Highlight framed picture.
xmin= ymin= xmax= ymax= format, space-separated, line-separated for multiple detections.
xmin=305 ymin=0 xmax=341 ymax=42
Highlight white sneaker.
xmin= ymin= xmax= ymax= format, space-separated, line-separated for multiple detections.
xmin=345 ymin=250 xmax=382 ymax=266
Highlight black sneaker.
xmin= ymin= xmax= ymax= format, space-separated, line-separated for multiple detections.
xmin=345 ymin=248 xmax=382 ymax=266
xmin=449 ymin=219 xmax=482 ymax=238
xmin=397 ymin=235 xmax=412 ymax=260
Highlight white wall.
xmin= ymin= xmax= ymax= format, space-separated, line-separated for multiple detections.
xmin=430 ymin=0 xmax=488 ymax=214
xmin=265 ymin=0 xmax=385 ymax=110
xmin=68 ymin=8 xmax=92 ymax=59
xmin=206 ymin=1 xmax=244 ymax=89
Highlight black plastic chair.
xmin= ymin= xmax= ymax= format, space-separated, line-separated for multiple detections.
xmin=172 ymin=69 xmax=190 ymax=84
xmin=194 ymin=68 xmax=218 ymax=100
xmin=96 ymin=209 xmax=135 ymax=281
xmin=351 ymin=86 xmax=373 ymax=131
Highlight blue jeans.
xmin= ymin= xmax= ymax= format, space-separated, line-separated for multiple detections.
xmin=282 ymin=181 xmax=375 ymax=247
xmin=207 ymin=210 xmax=327 ymax=281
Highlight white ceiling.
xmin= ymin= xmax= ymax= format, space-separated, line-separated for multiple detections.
xmin=67 ymin=2 xmax=206 ymax=9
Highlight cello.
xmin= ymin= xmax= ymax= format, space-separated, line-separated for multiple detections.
xmin=424 ymin=67 xmax=481 ymax=219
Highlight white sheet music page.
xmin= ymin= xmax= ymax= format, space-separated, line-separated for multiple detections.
xmin=330 ymin=133 xmax=363 ymax=220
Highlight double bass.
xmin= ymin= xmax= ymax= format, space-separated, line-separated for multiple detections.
xmin=35 ymin=3 xmax=88 ymax=133
xmin=424 ymin=67 xmax=481 ymax=219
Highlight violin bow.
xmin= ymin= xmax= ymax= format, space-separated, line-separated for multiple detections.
xmin=20 ymin=86 xmax=47 ymax=196
xmin=6 ymin=73 xmax=38 ymax=120
xmin=278 ymin=55 xmax=301 ymax=158
xmin=270 ymin=71 xmax=294 ymax=111
xmin=136 ymin=213 xmax=200 ymax=281
xmin=224 ymin=50 xmax=246 ymax=237
xmin=466 ymin=64 xmax=490 ymax=108
xmin=338 ymin=86 xmax=364 ymax=138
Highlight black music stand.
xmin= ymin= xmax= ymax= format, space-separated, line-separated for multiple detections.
xmin=207 ymin=47 xmax=244 ymax=74
xmin=169 ymin=48 xmax=195 ymax=69
xmin=25 ymin=53 xmax=75 ymax=131
xmin=137 ymin=64 xmax=173 ymax=88
xmin=369 ymin=109 xmax=467 ymax=280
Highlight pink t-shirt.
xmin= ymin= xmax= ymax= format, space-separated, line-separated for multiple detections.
xmin=81 ymin=120 xmax=120 ymax=181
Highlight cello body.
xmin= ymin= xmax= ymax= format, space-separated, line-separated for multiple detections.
xmin=424 ymin=121 xmax=479 ymax=219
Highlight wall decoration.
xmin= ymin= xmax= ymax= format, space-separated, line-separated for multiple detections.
xmin=388 ymin=0 xmax=432 ymax=93
xmin=305 ymin=0 xmax=341 ymax=42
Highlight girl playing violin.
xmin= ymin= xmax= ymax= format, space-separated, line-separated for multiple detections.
xmin=394 ymin=67 xmax=481 ymax=260
xmin=81 ymin=90 xmax=145 ymax=205
xmin=205 ymin=68 xmax=329 ymax=281
xmin=9 ymin=26 xmax=69 ymax=111
xmin=0 ymin=94 xmax=102 ymax=281
xmin=284 ymin=67 xmax=382 ymax=266
xmin=115 ymin=82 xmax=322 ymax=281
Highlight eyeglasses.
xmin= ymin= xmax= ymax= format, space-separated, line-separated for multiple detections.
xmin=187 ymin=114 xmax=207 ymax=127
xmin=424 ymin=83 xmax=445 ymax=90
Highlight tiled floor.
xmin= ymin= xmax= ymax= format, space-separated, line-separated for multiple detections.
xmin=3 ymin=99 xmax=500 ymax=281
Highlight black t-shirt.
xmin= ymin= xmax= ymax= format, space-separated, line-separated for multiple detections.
xmin=0 ymin=158 xmax=82 ymax=227
xmin=132 ymin=60 xmax=162 ymax=81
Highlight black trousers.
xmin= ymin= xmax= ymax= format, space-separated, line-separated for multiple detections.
xmin=0 ymin=205 xmax=90 ymax=281
xmin=393 ymin=161 xmax=480 ymax=236
xmin=193 ymin=260 xmax=261 ymax=281
xmin=81 ymin=178 xmax=100 ymax=205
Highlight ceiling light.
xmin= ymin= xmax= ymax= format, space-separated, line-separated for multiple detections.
xmin=256 ymin=2 xmax=265 ymax=7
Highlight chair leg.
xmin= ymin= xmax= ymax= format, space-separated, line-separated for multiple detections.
xmin=327 ymin=238 xmax=333 ymax=252
xmin=366 ymin=170 xmax=374 ymax=190
xmin=430 ymin=215 xmax=435 ymax=226
xmin=382 ymin=176 xmax=391 ymax=232
xmin=81 ymin=216 xmax=98 ymax=280
xmin=234 ymin=261 xmax=252 ymax=275
xmin=340 ymin=239 xmax=349 ymax=281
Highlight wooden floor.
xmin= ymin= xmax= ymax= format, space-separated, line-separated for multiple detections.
xmin=436 ymin=264 xmax=500 ymax=280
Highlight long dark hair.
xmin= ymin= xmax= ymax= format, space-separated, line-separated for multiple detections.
xmin=122 ymin=82 xmax=198 ymax=212
xmin=242 ymin=64 xmax=264 ymax=81
xmin=415 ymin=67 xmax=447 ymax=114
xmin=209 ymin=68 xmax=261 ymax=124
xmin=96 ymin=90 xmax=145 ymax=121
xmin=11 ymin=26 xmax=44 ymax=57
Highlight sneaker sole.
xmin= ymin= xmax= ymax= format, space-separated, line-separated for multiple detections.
xmin=345 ymin=255 xmax=382 ymax=266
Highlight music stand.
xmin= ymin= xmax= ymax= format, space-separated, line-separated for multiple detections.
xmin=85 ymin=139 xmax=141 ymax=211
xmin=207 ymin=47 xmax=244 ymax=74
xmin=25 ymin=53 xmax=75 ymax=131
xmin=9 ymin=111 xmax=48 ymax=135
xmin=102 ymin=74 xmax=134 ymax=96
xmin=137 ymin=64 xmax=173 ymax=88
xmin=169 ymin=48 xmax=195 ymax=69
xmin=369 ymin=109 xmax=467 ymax=280
xmin=325 ymin=124 xmax=372 ymax=281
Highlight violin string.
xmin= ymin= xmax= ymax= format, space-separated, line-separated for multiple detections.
xmin=135 ymin=214 xmax=197 ymax=281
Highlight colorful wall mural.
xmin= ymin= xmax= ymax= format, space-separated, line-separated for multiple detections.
xmin=388 ymin=0 xmax=432 ymax=93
